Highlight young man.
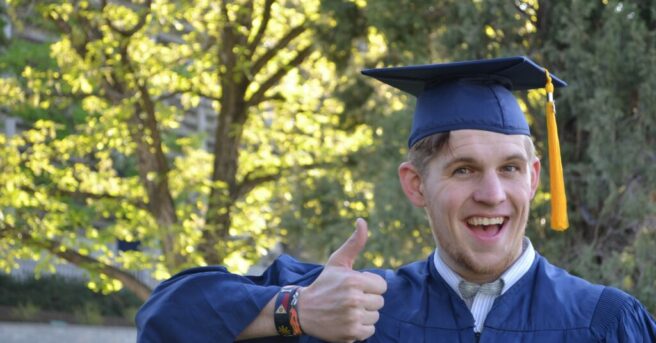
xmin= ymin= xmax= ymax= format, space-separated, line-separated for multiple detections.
xmin=136 ymin=57 xmax=656 ymax=342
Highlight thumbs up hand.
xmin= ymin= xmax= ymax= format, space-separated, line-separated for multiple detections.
xmin=298 ymin=219 xmax=388 ymax=343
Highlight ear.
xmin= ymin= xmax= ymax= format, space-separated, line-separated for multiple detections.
xmin=398 ymin=161 xmax=426 ymax=207
xmin=529 ymin=157 xmax=541 ymax=199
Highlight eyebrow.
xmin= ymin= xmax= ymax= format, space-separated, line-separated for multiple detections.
xmin=443 ymin=153 xmax=529 ymax=169
xmin=503 ymin=153 xmax=530 ymax=163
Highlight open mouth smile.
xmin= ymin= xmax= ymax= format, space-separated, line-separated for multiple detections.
xmin=465 ymin=216 xmax=507 ymax=240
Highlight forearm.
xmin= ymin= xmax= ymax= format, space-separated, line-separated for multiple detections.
xmin=236 ymin=295 xmax=278 ymax=340
xmin=136 ymin=266 xmax=282 ymax=342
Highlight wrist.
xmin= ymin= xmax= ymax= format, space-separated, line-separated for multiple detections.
xmin=274 ymin=286 xmax=304 ymax=336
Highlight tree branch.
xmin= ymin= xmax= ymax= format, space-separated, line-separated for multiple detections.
xmin=512 ymin=2 xmax=534 ymax=22
xmin=238 ymin=0 xmax=255 ymax=34
xmin=246 ymin=45 xmax=313 ymax=107
xmin=155 ymin=86 xmax=222 ymax=103
xmin=220 ymin=0 xmax=231 ymax=24
xmin=0 ymin=221 xmax=152 ymax=301
xmin=250 ymin=23 xmax=307 ymax=78
xmin=119 ymin=47 xmax=183 ymax=271
xmin=236 ymin=161 xmax=332 ymax=200
xmin=246 ymin=0 xmax=276 ymax=59
xmin=46 ymin=11 xmax=91 ymax=56
xmin=58 ymin=189 xmax=148 ymax=211
xmin=155 ymin=91 xmax=186 ymax=102
xmin=19 ymin=185 xmax=148 ymax=211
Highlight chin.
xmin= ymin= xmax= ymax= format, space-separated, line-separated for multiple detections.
xmin=462 ymin=252 xmax=514 ymax=277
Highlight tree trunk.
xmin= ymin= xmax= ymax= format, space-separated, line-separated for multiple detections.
xmin=129 ymin=90 xmax=183 ymax=271
xmin=201 ymin=78 xmax=249 ymax=265
xmin=201 ymin=17 xmax=250 ymax=264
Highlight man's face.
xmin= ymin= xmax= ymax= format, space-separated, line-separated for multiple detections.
xmin=400 ymin=130 xmax=540 ymax=282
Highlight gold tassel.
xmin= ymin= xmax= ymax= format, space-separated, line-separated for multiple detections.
xmin=545 ymin=70 xmax=569 ymax=230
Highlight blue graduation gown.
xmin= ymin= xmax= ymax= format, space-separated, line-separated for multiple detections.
xmin=136 ymin=253 xmax=656 ymax=342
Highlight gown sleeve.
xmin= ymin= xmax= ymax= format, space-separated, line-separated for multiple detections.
xmin=136 ymin=255 xmax=324 ymax=343
xmin=592 ymin=287 xmax=656 ymax=342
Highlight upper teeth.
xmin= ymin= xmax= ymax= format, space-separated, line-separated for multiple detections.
xmin=467 ymin=217 xmax=504 ymax=226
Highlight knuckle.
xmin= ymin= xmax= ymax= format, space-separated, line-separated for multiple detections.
xmin=364 ymin=271 xmax=385 ymax=282
xmin=366 ymin=325 xmax=376 ymax=338
xmin=374 ymin=277 xmax=388 ymax=292
xmin=342 ymin=293 xmax=362 ymax=308
xmin=376 ymin=295 xmax=385 ymax=309
xmin=379 ymin=279 xmax=388 ymax=292
xmin=372 ymin=310 xmax=380 ymax=322
xmin=363 ymin=272 xmax=388 ymax=293
xmin=342 ymin=274 xmax=362 ymax=288
xmin=361 ymin=326 xmax=375 ymax=340
xmin=344 ymin=309 xmax=362 ymax=323
xmin=340 ymin=329 xmax=354 ymax=340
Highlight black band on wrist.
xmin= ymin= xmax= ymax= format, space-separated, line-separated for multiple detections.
xmin=274 ymin=286 xmax=303 ymax=336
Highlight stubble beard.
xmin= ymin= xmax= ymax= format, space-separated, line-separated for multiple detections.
xmin=448 ymin=241 xmax=516 ymax=277
xmin=434 ymin=223 xmax=523 ymax=281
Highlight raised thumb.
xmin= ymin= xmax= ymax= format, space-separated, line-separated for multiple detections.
xmin=326 ymin=218 xmax=368 ymax=269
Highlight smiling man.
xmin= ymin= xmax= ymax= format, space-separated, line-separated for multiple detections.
xmin=137 ymin=57 xmax=656 ymax=342
xmin=400 ymin=130 xmax=538 ymax=283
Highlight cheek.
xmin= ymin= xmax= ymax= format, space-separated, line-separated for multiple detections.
xmin=505 ymin=181 xmax=534 ymax=215
xmin=426 ymin=183 xmax=470 ymax=222
xmin=509 ymin=178 xmax=534 ymax=200
xmin=501 ymin=172 xmax=532 ymax=194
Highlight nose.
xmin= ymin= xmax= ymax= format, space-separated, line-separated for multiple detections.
xmin=472 ymin=171 xmax=507 ymax=205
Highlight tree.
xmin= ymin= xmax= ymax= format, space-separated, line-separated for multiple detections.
xmin=0 ymin=0 xmax=374 ymax=300
xmin=540 ymin=0 xmax=656 ymax=312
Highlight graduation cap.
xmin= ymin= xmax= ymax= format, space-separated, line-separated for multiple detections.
xmin=362 ymin=56 xmax=569 ymax=230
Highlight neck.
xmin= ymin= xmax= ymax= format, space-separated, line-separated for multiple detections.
xmin=438 ymin=245 xmax=523 ymax=284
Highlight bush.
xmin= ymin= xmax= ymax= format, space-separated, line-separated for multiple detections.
xmin=0 ymin=274 xmax=143 ymax=319
xmin=11 ymin=302 xmax=40 ymax=320
xmin=73 ymin=302 xmax=104 ymax=325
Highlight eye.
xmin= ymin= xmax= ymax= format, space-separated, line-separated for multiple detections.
xmin=453 ymin=167 xmax=473 ymax=176
xmin=501 ymin=164 xmax=521 ymax=173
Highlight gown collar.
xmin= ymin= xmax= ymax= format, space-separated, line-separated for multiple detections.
xmin=432 ymin=237 xmax=536 ymax=300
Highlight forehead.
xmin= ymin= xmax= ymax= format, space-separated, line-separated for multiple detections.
xmin=443 ymin=129 xmax=530 ymax=159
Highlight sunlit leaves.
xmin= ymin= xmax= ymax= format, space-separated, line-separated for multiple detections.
xmin=87 ymin=274 xmax=123 ymax=294
xmin=0 ymin=78 xmax=25 ymax=106
xmin=102 ymin=3 xmax=141 ymax=33
xmin=1 ymin=0 xmax=465 ymax=300
xmin=45 ymin=2 xmax=75 ymax=22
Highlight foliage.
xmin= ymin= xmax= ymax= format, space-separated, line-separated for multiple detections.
xmin=73 ymin=302 xmax=104 ymax=325
xmin=0 ymin=274 xmax=142 ymax=318
xmin=0 ymin=0 xmax=654 ymax=314
xmin=535 ymin=0 xmax=656 ymax=313
xmin=11 ymin=301 xmax=40 ymax=320
xmin=0 ymin=0 xmax=382 ymax=300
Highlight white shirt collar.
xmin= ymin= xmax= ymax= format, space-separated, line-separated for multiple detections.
xmin=432 ymin=237 xmax=536 ymax=298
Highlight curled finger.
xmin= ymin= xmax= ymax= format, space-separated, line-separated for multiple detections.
xmin=360 ymin=272 xmax=388 ymax=294
xmin=356 ymin=324 xmax=376 ymax=341
xmin=360 ymin=309 xmax=380 ymax=326
xmin=362 ymin=293 xmax=385 ymax=311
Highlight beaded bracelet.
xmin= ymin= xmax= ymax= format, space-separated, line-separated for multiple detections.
xmin=274 ymin=286 xmax=303 ymax=336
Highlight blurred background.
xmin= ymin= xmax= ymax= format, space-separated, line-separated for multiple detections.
xmin=0 ymin=0 xmax=654 ymax=335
